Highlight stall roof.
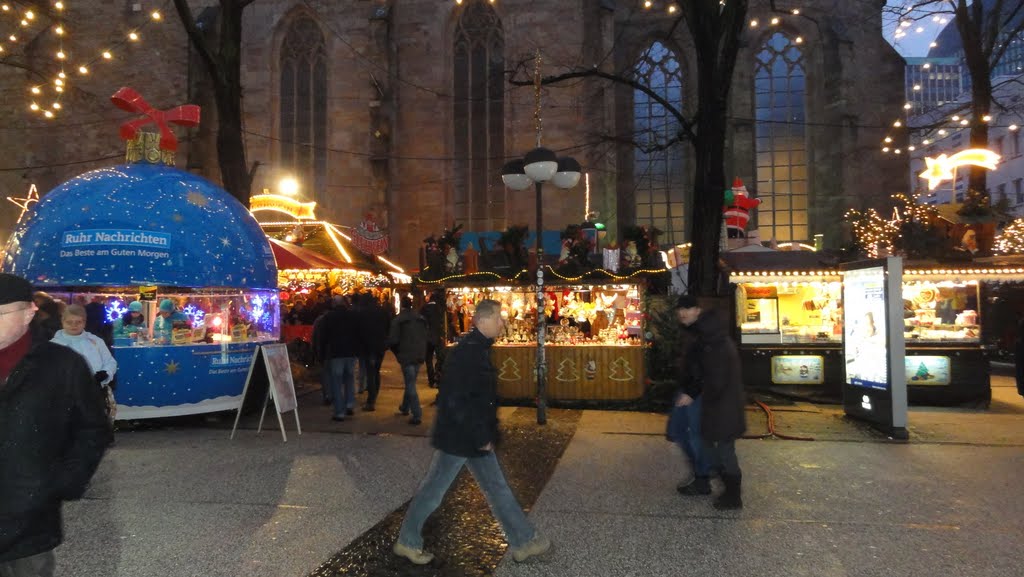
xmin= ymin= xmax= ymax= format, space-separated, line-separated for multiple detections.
xmin=267 ymin=237 xmax=346 ymax=270
xmin=260 ymin=221 xmax=408 ymax=280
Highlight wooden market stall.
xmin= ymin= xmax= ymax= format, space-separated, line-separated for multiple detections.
xmin=437 ymin=279 xmax=648 ymax=401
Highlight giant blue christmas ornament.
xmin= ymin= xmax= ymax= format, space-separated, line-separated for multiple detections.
xmin=1 ymin=88 xmax=279 ymax=421
xmin=3 ymin=162 xmax=276 ymax=289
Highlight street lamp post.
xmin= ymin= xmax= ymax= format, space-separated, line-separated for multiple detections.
xmin=501 ymin=151 xmax=581 ymax=425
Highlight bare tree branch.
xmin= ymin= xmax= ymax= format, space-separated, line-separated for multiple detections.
xmin=507 ymin=61 xmax=696 ymax=142
xmin=172 ymin=0 xmax=220 ymax=83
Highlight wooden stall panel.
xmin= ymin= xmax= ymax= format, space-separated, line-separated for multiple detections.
xmin=493 ymin=345 xmax=644 ymax=401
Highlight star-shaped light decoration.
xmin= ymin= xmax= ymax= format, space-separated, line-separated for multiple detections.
xmin=7 ymin=184 xmax=40 ymax=223
xmin=220 ymin=237 xmax=231 ymax=247
xmin=919 ymin=149 xmax=1001 ymax=190
xmin=187 ymin=191 xmax=209 ymax=207
xmin=164 ymin=360 xmax=180 ymax=375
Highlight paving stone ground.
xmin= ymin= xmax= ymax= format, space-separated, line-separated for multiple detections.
xmin=50 ymin=360 xmax=1024 ymax=576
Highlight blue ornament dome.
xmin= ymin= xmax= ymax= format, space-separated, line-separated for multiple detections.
xmin=3 ymin=162 xmax=277 ymax=289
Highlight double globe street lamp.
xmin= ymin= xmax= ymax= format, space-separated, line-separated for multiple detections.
xmin=502 ymin=148 xmax=581 ymax=425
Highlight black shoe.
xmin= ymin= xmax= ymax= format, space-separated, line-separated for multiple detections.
xmin=322 ymin=397 xmax=331 ymax=405
xmin=408 ymin=417 xmax=422 ymax=425
xmin=345 ymin=408 xmax=355 ymax=416
xmin=713 ymin=474 xmax=743 ymax=510
xmin=331 ymin=416 xmax=346 ymax=422
xmin=362 ymin=404 xmax=376 ymax=412
xmin=677 ymin=476 xmax=712 ymax=496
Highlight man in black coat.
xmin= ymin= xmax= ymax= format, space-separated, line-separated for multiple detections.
xmin=420 ymin=290 xmax=448 ymax=388
xmin=0 ymin=273 xmax=112 ymax=576
xmin=320 ymin=296 xmax=360 ymax=421
xmin=675 ymin=295 xmax=747 ymax=510
xmin=392 ymin=299 xmax=550 ymax=565
xmin=357 ymin=293 xmax=390 ymax=411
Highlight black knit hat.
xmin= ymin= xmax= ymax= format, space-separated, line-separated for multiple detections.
xmin=674 ymin=294 xmax=699 ymax=310
xmin=0 ymin=273 xmax=33 ymax=306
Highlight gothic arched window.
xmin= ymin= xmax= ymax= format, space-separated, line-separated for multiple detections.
xmin=453 ymin=1 xmax=505 ymax=231
xmin=754 ymin=32 xmax=807 ymax=242
xmin=280 ymin=17 xmax=327 ymax=203
xmin=633 ymin=42 xmax=685 ymax=244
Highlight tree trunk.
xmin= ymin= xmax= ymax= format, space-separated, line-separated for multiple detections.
xmin=955 ymin=0 xmax=994 ymax=195
xmin=213 ymin=2 xmax=251 ymax=207
xmin=685 ymin=2 xmax=746 ymax=296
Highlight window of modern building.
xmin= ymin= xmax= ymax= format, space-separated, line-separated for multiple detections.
xmin=633 ymin=41 xmax=686 ymax=245
xmin=1013 ymin=130 xmax=1021 ymax=156
xmin=994 ymin=135 xmax=1005 ymax=156
xmin=755 ymin=32 xmax=808 ymax=242
xmin=997 ymin=183 xmax=1007 ymax=204
xmin=1014 ymin=178 xmax=1023 ymax=204
xmin=453 ymin=1 xmax=505 ymax=231
xmin=279 ymin=17 xmax=328 ymax=203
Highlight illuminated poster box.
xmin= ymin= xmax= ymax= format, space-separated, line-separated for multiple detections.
xmin=771 ymin=355 xmax=825 ymax=385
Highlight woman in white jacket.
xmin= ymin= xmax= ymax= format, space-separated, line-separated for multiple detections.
xmin=52 ymin=303 xmax=118 ymax=390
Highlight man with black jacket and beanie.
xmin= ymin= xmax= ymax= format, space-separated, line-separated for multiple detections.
xmin=393 ymin=299 xmax=550 ymax=565
xmin=0 ymin=273 xmax=112 ymax=576
xmin=674 ymin=295 xmax=747 ymax=510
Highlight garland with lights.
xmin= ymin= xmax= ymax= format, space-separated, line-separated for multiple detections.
xmin=995 ymin=218 xmax=1024 ymax=255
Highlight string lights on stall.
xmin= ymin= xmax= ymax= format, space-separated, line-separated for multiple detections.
xmin=14 ymin=1 xmax=167 ymax=120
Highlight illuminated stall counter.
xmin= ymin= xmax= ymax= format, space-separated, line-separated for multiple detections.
xmin=730 ymin=265 xmax=1024 ymax=406
xmin=2 ymin=152 xmax=280 ymax=420
xmin=444 ymin=283 xmax=646 ymax=402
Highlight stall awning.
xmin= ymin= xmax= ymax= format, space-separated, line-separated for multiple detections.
xmin=267 ymin=237 xmax=345 ymax=270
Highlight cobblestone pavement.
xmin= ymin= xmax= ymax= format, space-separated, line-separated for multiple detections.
xmin=50 ymin=361 xmax=1024 ymax=576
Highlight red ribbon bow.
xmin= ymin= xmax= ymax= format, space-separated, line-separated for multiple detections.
xmin=111 ymin=87 xmax=201 ymax=152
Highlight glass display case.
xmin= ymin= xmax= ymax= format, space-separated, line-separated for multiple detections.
xmin=902 ymin=280 xmax=980 ymax=343
xmin=736 ymin=281 xmax=843 ymax=344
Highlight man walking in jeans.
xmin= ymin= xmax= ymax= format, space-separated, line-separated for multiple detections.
xmin=319 ymin=296 xmax=359 ymax=421
xmin=389 ymin=298 xmax=427 ymax=425
xmin=393 ymin=299 xmax=550 ymax=565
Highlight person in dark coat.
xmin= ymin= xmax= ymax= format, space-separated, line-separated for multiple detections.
xmin=29 ymin=292 xmax=62 ymax=343
xmin=311 ymin=300 xmax=334 ymax=405
xmin=1016 ymin=314 xmax=1024 ymax=398
xmin=667 ymin=326 xmax=713 ymax=497
xmin=358 ymin=293 xmax=391 ymax=411
xmin=675 ymin=295 xmax=747 ymax=510
xmin=421 ymin=290 xmax=448 ymax=388
xmin=389 ymin=297 xmax=429 ymax=425
xmin=0 ymin=273 xmax=112 ymax=576
xmin=320 ymin=296 xmax=360 ymax=421
xmin=392 ymin=299 xmax=550 ymax=566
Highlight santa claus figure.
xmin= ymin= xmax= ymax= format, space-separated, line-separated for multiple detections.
xmin=723 ymin=178 xmax=762 ymax=238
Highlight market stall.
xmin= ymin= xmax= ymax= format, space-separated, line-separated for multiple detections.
xmin=441 ymin=282 xmax=646 ymax=401
xmin=727 ymin=253 xmax=1024 ymax=406
xmin=2 ymin=99 xmax=279 ymax=420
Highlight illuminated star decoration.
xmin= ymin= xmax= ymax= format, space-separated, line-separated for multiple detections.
xmin=221 ymin=237 xmax=231 ymax=247
xmin=7 ymin=184 xmax=40 ymax=223
xmin=182 ymin=305 xmax=206 ymax=326
xmin=919 ymin=149 xmax=1001 ymax=190
xmin=164 ymin=360 xmax=180 ymax=375
xmin=105 ymin=300 xmax=128 ymax=323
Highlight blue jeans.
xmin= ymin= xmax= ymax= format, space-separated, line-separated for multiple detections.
xmin=399 ymin=363 xmax=423 ymax=420
xmin=398 ymin=450 xmax=535 ymax=550
xmin=328 ymin=357 xmax=357 ymax=417
xmin=669 ymin=396 xmax=711 ymax=477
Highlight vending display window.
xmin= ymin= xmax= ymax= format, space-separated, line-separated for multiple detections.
xmin=736 ymin=281 xmax=843 ymax=344
xmin=902 ymin=280 xmax=980 ymax=343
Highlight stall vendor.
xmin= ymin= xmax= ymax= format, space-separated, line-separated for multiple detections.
xmin=113 ymin=301 xmax=147 ymax=338
xmin=153 ymin=298 xmax=190 ymax=344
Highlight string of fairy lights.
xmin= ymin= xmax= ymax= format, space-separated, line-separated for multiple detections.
xmin=1 ymin=1 xmax=167 ymax=120
xmin=880 ymin=3 xmax=1024 ymax=156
